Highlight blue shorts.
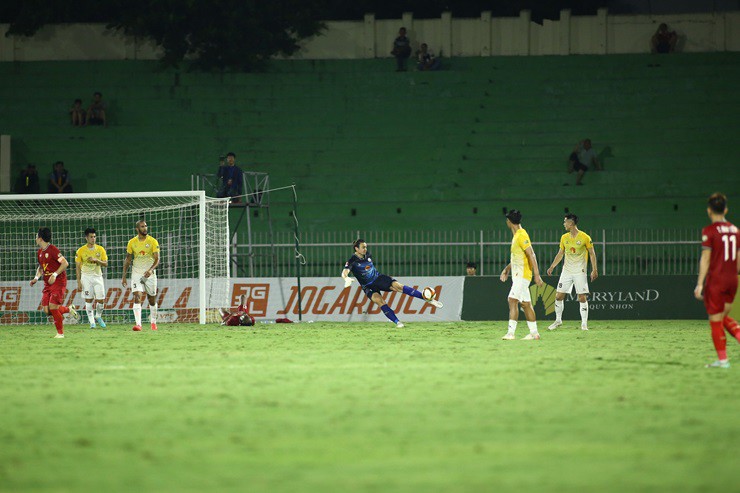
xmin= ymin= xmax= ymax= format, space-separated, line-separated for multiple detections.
xmin=362 ymin=274 xmax=396 ymax=299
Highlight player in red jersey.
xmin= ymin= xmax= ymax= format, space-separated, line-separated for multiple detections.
xmin=694 ymin=193 xmax=740 ymax=368
xmin=219 ymin=295 xmax=255 ymax=327
xmin=29 ymin=227 xmax=78 ymax=338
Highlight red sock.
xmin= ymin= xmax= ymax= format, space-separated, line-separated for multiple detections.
xmin=58 ymin=305 xmax=70 ymax=315
xmin=710 ymin=321 xmax=727 ymax=360
xmin=50 ymin=309 xmax=64 ymax=335
xmin=723 ymin=316 xmax=740 ymax=342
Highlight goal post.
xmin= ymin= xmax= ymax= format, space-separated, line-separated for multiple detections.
xmin=0 ymin=191 xmax=230 ymax=325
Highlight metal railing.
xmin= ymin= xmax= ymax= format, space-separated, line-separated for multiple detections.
xmin=229 ymin=228 xmax=702 ymax=278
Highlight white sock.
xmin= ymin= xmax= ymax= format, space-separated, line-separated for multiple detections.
xmin=527 ymin=321 xmax=538 ymax=334
xmin=133 ymin=303 xmax=142 ymax=326
xmin=507 ymin=319 xmax=517 ymax=334
xmin=580 ymin=302 xmax=589 ymax=325
xmin=95 ymin=302 xmax=104 ymax=319
xmin=85 ymin=302 xmax=95 ymax=324
xmin=554 ymin=299 xmax=564 ymax=322
xmin=150 ymin=303 xmax=158 ymax=324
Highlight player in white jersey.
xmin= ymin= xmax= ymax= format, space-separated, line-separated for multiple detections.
xmin=121 ymin=220 xmax=160 ymax=331
xmin=546 ymin=214 xmax=599 ymax=330
xmin=75 ymin=228 xmax=108 ymax=328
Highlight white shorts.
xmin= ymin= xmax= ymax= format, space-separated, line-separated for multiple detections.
xmin=81 ymin=274 xmax=106 ymax=300
xmin=557 ymin=272 xmax=589 ymax=295
xmin=131 ymin=270 xmax=157 ymax=296
xmin=508 ymin=277 xmax=532 ymax=303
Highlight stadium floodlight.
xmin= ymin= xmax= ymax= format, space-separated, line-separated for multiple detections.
xmin=0 ymin=191 xmax=229 ymax=325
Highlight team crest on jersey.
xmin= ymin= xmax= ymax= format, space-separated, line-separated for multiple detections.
xmin=145 ymin=243 xmax=150 ymax=248
xmin=364 ymin=265 xmax=371 ymax=270
xmin=576 ymin=241 xmax=581 ymax=245
xmin=45 ymin=253 xmax=48 ymax=258
xmin=702 ymin=235 xmax=708 ymax=241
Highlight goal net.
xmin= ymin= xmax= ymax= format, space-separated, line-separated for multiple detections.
xmin=0 ymin=191 xmax=229 ymax=325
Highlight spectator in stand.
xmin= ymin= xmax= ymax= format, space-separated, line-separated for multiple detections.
xmin=567 ymin=139 xmax=601 ymax=186
xmin=70 ymin=98 xmax=86 ymax=127
xmin=48 ymin=161 xmax=73 ymax=193
xmin=217 ymin=152 xmax=243 ymax=202
xmin=391 ymin=27 xmax=412 ymax=72
xmin=15 ymin=164 xmax=40 ymax=194
xmin=651 ymin=23 xmax=678 ymax=54
xmin=466 ymin=262 xmax=477 ymax=276
xmin=416 ymin=43 xmax=441 ymax=71
xmin=86 ymin=92 xmax=107 ymax=127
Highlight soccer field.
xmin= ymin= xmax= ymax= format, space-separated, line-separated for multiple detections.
xmin=1 ymin=321 xmax=737 ymax=493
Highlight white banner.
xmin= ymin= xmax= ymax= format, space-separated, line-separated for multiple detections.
xmin=0 ymin=277 xmax=464 ymax=323
xmin=230 ymin=277 xmax=464 ymax=322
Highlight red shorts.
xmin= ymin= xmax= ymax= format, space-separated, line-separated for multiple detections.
xmin=704 ymin=276 xmax=738 ymax=315
xmin=41 ymin=282 xmax=67 ymax=307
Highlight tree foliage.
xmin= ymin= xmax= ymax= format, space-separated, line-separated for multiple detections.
xmin=1 ymin=0 xmax=328 ymax=72
xmin=107 ymin=0 xmax=327 ymax=71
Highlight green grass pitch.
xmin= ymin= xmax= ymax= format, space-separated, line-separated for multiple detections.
xmin=1 ymin=320 xmax=738 ymax=493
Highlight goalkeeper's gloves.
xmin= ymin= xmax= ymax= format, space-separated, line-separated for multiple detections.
xmin=343 ymin=277 xmax=355 ymax=288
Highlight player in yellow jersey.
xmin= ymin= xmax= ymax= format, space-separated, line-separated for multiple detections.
xmin=499 ymin=209 xmax=544 ymax=340
xmin=75 ymin=228 xmax=109 ymax=328
xmin=122 ymin=220 xmax=160 ymax=331
xmin=546 ymin=213 xmax=599 ymax=330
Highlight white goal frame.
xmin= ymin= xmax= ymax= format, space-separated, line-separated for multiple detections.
xmin=0 ymin=190 xmax=229 ymax=325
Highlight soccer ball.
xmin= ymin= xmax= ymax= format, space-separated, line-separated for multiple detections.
xmin=422 ymin=287 xmax=436 ymax=301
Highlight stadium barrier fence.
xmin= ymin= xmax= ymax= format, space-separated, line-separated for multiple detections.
xmin=231 ymin=229 xmax=701 ymax=278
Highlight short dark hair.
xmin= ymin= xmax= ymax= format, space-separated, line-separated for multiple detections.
xmin=226 ymin=152 xmax=236 ymax=158
xmin=505 ymin=209 xmax=522 ymax=224
xmin=353 ymin=238 xmax=365 ymax=250
xmin=708 ymin=192 xmax=727 ymax=214
xmin=38 ymin=227 xmax=52 ymax=243
xmin=466 ymin=262 xmax=477 ymax=269
xmin=84 ymin=227 xmax=96 ymax=236
xmin=564 ymin=213 xmax=579 ymax=224
xmin=94 ymin=91 xmax=102 ymax=97
xmin=74 ymin=98 xmax=82 ymax=104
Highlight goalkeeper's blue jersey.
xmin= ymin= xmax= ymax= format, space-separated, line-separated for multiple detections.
xmin=344 ymin=252 xmax=380 ymax=286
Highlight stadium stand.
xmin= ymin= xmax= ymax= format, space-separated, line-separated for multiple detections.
xmin=1 ymin=53 xmax=738 ymax=232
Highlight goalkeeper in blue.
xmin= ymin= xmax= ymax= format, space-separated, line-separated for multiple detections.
xmin=341 ymin=239 xmax=443 ymax=328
